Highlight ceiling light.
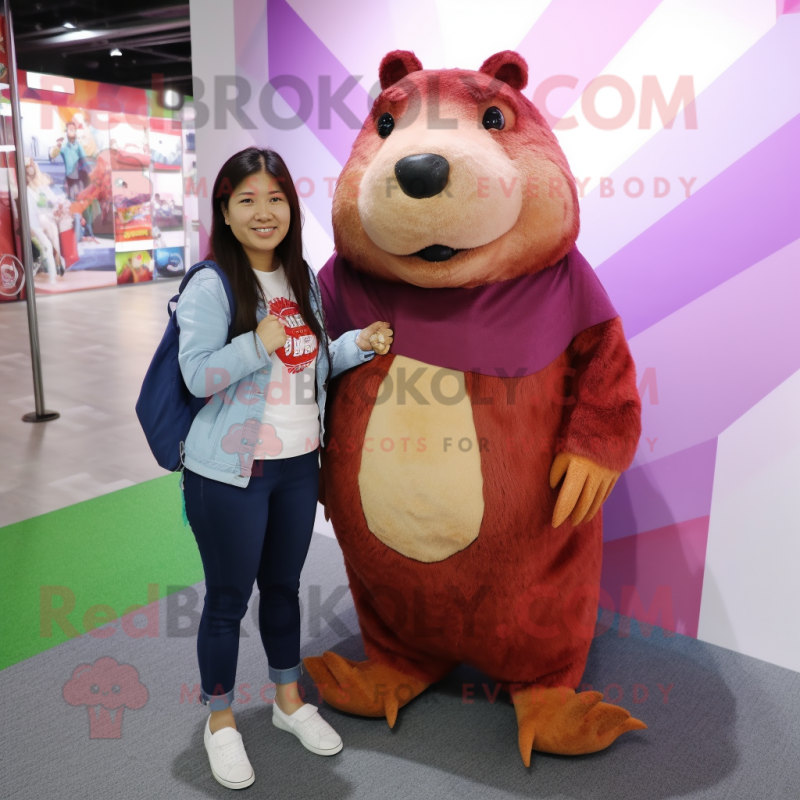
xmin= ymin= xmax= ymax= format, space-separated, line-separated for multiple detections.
xmin=160 ymin=88 xmax=183 ymax=110
xmin=62 ymin=22 xmax=76 ymax=29
xmin=110 ymin=48 xmax=122 ymax=57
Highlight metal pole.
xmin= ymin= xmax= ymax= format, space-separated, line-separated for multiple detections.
xmin=4 ymin=0 xmax=59 ymax=422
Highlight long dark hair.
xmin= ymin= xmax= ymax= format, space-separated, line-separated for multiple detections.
xmin=206 ymin=147 xmax=330 ymax=383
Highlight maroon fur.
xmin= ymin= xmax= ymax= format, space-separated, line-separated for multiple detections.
xmin=322 ymin=316 xmax=641 ymax=687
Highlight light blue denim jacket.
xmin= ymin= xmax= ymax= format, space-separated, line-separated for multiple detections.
xmin=175 ymin=262 xmax=374 ymax=487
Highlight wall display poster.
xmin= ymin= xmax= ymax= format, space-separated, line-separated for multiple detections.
xmin=115 ymin=249 xmax=153 ymax=284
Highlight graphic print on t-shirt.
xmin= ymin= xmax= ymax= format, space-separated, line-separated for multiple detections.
xmin=268 ymin=296 xmax=318 ymax=373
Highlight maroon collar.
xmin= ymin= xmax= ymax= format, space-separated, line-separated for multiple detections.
xmin=317 ymin=246 xmax=618 ymax=377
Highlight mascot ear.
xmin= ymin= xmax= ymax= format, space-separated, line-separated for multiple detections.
xmin=378 ymin=50 xmax=424 ymax=90
xmin=478 ymin=51 xmax=528 ymax=91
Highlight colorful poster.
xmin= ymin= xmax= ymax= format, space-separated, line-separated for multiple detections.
xmin=149 ymin=118 xmax=182 ymax=170
xmin=153 ymin=246 xmax=185 ymax=279
xmin=112 ymin=169 xmax=152 ymax=244
xmin=1 ymin=71 xmax=194 ymax=299
xmin=0 ymin=167 xmax=23 ymax=302
xmin=115 ymin=250 xmax=153 ymax=284
xmin=183 ymin=153 xmax=199 ymax=212
xmin=182 ymin=104 xmax=200 ymax=267
xmin=0 ymin=16 xmax=8 ymax=85
xmin=19 ymin=103 xmax=115 ymax=291
xmin=151 ymin=170 xmax=183 ymax=232
xmin=69 ymin=110 xmax=114 ymax=237
xmin=108 ymin=113 xmax=149 ymax=171
xmin=153 ymin=229 xmax=184 ymax=249
xmin=0 ymin=108 xmax=22 ymax=302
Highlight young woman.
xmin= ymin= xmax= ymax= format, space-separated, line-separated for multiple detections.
xmin=22 ymin=158 xmax=62 ymax=281
xmin=176 ymin=147 xmax=392 ymax=790
xmin=25 ymin=157 xmax=70 ymax=274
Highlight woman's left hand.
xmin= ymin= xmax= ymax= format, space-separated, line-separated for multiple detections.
xmin=356 ymin=321 xmax=393 ymax=354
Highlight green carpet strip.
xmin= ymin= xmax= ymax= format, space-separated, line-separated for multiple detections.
xmin=0 ymin=473 xmax=203 ymax=671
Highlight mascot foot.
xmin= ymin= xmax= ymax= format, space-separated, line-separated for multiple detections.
xmin=512 ymin=685 xmax=647 ymax=766
xmin=304 ymin=652 xmax=430 ymax=728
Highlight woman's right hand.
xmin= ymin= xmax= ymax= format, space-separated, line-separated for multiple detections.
xmin=256 ymin=314 xmax=288 ymax=356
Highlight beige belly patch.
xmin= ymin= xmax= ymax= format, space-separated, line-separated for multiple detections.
xmin=358 ymin=355 xmax=484 ymax=563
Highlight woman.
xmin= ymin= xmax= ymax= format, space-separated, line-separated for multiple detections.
xmin=176 ymin=147 xmax=392 ymax=790
xmin=24 ymin=158 xmax=67 ymax=279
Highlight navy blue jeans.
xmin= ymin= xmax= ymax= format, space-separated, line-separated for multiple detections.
xmin=183 ymin=449 xmax=319 ymax=711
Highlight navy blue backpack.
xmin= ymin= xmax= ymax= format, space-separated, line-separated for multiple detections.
xmin=135 ymin=261 xmax=236 ymax=472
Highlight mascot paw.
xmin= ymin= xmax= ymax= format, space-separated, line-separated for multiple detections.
xmin=303 ymin=652 xmax=430 ymax=728
xmin=512 ymin=685 xmax=646 ymax=765
xmin=550 ymin=452 xmax=620 ymax=527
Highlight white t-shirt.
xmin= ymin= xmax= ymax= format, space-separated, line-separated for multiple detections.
xmin=252 ymin=264 xmax=320 ymax=459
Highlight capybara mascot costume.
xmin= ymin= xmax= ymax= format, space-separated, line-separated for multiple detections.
xmin=306 ymin=50 xmax=645 ymax=765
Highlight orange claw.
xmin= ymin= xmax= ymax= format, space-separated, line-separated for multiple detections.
xmin=550 ymin=452 xmax=620 ymax=528
xmin=303 ymin=652 xmax=430 ymax=728
xmin=512 ymin=685 xmax=647 ymax=766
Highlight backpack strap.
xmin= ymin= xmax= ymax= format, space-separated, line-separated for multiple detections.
xmin=171 ymin=260 xmax=237 ymax=342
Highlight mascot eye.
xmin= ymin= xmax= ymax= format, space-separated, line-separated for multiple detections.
xmin=377 ymin=112 xmax=395 ymax=138
xmin=482 ymin=106 xmax=505 ymax=131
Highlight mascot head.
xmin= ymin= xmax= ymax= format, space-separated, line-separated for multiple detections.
xmin=333 ymin=50 xmax=579 ymax=289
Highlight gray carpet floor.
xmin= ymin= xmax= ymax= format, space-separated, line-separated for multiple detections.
xmin=3 ymin=531 xmax=799 ymax=799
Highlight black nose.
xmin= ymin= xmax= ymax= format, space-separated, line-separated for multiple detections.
xmin=394 ymin=154 xmax=450 ymax=199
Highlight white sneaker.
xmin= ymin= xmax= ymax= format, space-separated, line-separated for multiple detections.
xmin=203 ymin=715 xmax=255 ymax=790
xmin=272 ymin=702 xmax=343 ymax=756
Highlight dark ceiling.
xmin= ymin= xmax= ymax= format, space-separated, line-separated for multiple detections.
xmin=9 ymin=0 xmax=193 ymax=99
